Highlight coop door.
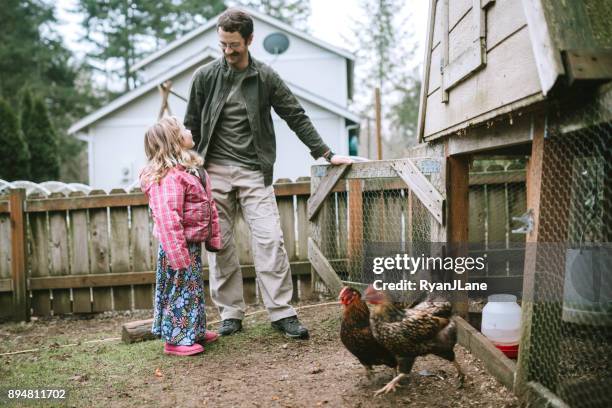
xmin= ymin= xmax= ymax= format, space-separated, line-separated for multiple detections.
xmin=439 ymin=0 xmax=494 ymax=102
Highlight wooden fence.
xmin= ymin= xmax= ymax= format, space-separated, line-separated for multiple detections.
xmin=468 ymin=164 xmax=527 ymax=296
xmin=0 ymin=179 xmax=312 ymax=321
xmin=0 ymin=167 xmax=525 ymax=321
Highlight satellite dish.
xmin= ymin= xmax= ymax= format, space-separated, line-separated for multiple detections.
xmin=263 ymin=32 xmax=290 ymax=55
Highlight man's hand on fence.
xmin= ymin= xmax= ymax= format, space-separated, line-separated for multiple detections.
xmin=330 ymin=155 xmax=353 ymax=165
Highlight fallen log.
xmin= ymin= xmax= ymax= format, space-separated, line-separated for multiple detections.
xmin=121 ymin=319 xmax=155 ymax=344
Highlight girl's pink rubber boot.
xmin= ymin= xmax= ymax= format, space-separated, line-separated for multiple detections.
xmin=164 ymin=343 xmax=204 ymax=356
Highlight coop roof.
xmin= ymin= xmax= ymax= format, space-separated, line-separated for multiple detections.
xmin=417 ymin=0 xmax=612 ymax=142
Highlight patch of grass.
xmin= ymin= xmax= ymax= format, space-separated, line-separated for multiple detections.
xmin=1 ymin=321 xmax=37 ymax=334
xmin=205 ymin=321 xmax=285 ymax=357
xmin=1 ymin=338 xmax=169 ymax=406
xmin=318 ymin=315 xmax=341 ymax=331
xmin=0 ymin=320 xmax=292 ymax=406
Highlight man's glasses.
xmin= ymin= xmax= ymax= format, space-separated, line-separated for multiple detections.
xmin=219 ymin=42 xmax=242 ymax=51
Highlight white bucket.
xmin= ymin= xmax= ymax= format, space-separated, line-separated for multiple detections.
xmin=481 ymin=294 xmax=522 ymax=346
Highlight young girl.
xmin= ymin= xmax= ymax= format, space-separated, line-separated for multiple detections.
xmin=140 ymin=116 xmax=222 ymax=356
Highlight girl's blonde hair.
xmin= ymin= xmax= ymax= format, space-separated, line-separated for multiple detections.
xmin=140 ymin=116 xmax=203 ymax=184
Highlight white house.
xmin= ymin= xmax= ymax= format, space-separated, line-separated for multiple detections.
xmin=69 ymin=8 xmax=359 ymax=191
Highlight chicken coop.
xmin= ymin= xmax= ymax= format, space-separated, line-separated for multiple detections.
xmin=308 ymin=1 xmax=611 ymax=407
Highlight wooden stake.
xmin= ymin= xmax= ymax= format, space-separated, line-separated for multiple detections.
xmin=375 ymin=87 xmax=382 ymax=160
xmin=158 ymin=80 xmax=173 ymax=119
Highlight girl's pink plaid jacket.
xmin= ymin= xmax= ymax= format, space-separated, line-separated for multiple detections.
xmin=141 ymin=165 xmax=222 ymax=270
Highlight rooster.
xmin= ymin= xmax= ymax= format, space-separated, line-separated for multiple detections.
xmin=339 ymin=286 xmax=397 ymax=380
xmin=364 ymin=285 xmax=465 ymax=396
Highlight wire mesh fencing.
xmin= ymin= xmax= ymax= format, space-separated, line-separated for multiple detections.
xmin=309 ymin=160 xmax=439 ymax=300
xmin=467 ymin=158 xmax=528 ymax=320
xmin=517 ymin=91 xmax=612 ymax=408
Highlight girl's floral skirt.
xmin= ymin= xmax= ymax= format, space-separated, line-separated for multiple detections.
xmin=152 ymin=243 xmax=207 ymax=345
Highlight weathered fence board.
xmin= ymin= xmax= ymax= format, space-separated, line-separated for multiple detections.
xmin=307 ymin=164 xmax=350 ymax=220
xmin=0 ymin=210 xmax=13 ymax=319
xmin=130 ymin=205 xmax=154 ymax=309
xmin=276 ymin=179 xmax=296 ymax=261
xmin=392 ymin=160 xmax=445 ymax=224
xmin=9 ymin=190 xmax=28 ymax=321
xmin=336 ymin=191 xmax=348 ymax=259
xmin=88 ymin=190 xmax=112 ymax=313
xmin=308 ymin=237 xmax=343 ymax=295
xmin=26 ymin=192 xmax=147 ymax=212
xmin=235 ymin=206 xmax=256 ymax=305
xmin=69 ymin=192 xmax=92 ymax=313
xmin=27 ymin=196 xmax=51 ymax=317
xmin=386 ymin=189 xmax=405 ymax=243
xmin=347 ymin=179 xmax=363 ymax=280
xmin=469 ymin=185 xmax=486 ymax=243
xmin=487 ymin=183 xmax=508 ymax=275
xmin=295 ymin=178 xmax=310 ymax=262
xmin=109 ymin=189 xmax=131 ymax=311
xmin=295 ymin=178 xmax=313 ymax=299
xmin=48 ymin=193 xmax=71 ymax=315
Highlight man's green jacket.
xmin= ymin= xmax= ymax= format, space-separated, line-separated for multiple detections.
xmin=184 ymin=54 xmax=331 ymax=186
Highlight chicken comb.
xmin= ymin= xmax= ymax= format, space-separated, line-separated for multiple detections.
xmin=338 ymin=286 xmax=351 ymax=299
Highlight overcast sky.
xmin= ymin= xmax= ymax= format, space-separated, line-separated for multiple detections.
xmin=309 ymin=0 xmax=429 ymax=56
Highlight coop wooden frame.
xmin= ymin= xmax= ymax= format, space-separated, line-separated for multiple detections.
xmin=306 ymin=159 xmax=446 ymax=296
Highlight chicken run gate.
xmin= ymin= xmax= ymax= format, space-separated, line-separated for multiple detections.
xmin=307 ymin=158 xmax=449 ymax=298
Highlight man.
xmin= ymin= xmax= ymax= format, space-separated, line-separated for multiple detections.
xmin=184 ymin=8 xmax=352 ymax=339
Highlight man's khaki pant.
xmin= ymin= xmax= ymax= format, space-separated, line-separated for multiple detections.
xmin=205 ymin=163 xmax=296 ymax=322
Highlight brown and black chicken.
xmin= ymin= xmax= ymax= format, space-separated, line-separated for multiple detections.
xmin=339 ymin=286 xmax=398 ymax=380
xmin=364 ymin=285 xmax=465 ymax=396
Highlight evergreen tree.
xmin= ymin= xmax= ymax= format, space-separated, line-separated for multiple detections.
xmin=77 ymin=0 xmax=226 ymax=92
xmin=20 ymin=90 xmax=35 ymax=154
xmin=384 ymin=72 xmax=421 ymax=158
xmin=0 ymin=99 xmax=30 ymax=181
xmin=21 ymin=92 xmax=61 ymax=182
xmin=0 ymin=0 xmax=102 ymax=183
xmin=0 ymin=1 xmax=100 ymax=127
xmin=353 ymin=0 xmax=422 ymax=158
xmin=353 ymin=0 xmax=400 ymax=97
xmin=239 ymin=0 xmax=311 ymax=31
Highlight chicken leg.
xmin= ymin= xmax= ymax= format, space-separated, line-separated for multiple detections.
xmin=364 ymin=365 xmax=374 ymax=380
xmin=374 ymin=373 xmax=405 ymax=396
xmin=453 ymin=360 xmax=465 ymax=388
xmin=374 ymin=357 xmax=414 ymax=396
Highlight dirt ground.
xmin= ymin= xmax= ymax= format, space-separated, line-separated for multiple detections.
xmin=1 ymin=301 xmax=519 ymax=408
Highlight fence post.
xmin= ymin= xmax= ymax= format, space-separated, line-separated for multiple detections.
xmin=10 ymin=188 xmax=29 ymax=322
xmin=447 ymin=155 xmax=470 ymax=318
